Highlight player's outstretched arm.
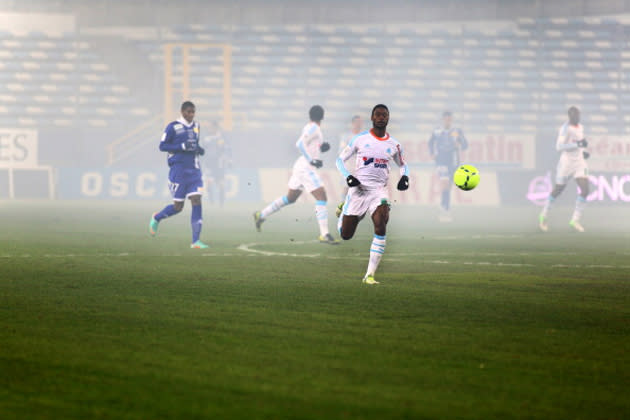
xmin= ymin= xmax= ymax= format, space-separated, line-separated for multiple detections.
xmin=394 ymin=144 xmax=410 ymax=191
xmin=556 ymin=125 xmax=579 ymax=152
xmin=397 ymin=175 xmax=409 ymax=191
xmin=335 ymin=156 xmax=350 ymax=178
xmin=159 ymin=142 xmax=185 ymax=152
xmin=577 ymin=138 xmax=589 ymax=159
xmin=336 ymin=144 xmax=360 ymax=187
xmin=336 ymin=144 xmax=354 ymax=178
xmin=159 ymin=125 xmax=183 ymax=153
xmin=310 ymin=159 xmax=323 ymax=168
xmin=556 ymin=142 xmax=579 ymax=152
xmin=336 ymin=157 xmax=360 ymax=187
xmin=296 ymin=136 xmax=312 ymax=162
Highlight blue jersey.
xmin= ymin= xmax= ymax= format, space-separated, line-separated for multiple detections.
xmin=428 ymin=127 xmax=468 ymax=167
xmin=159 ymin=118 xmax=202 ymax=187
xmin=159 ymin=118 xmax=201 ymax=169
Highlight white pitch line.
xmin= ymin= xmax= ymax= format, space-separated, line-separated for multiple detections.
xmin=433 ymin=234 xmax=524 ymax=241
xmin=0 ymin=243 xmax=628 ymax=270
xmin=463 ymin=261 xmax=534 ymax=267
xmin=235 ymin=242 xmax=629 ymax=270
xmin=237 ymin=243 xmax=321 ymax=258
xmin=352 ymin=251 xmax=577 ymax=257
xmin=552 ymin=264 xmax=630 ymax=269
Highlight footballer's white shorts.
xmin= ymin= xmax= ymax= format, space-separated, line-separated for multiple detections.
xmin=342 ymin=185 xmax=389 ymax=217
xmin=556 ymin=157 xmax=588 ymax=184
xmin=288 ymin=165 xmax=323 ymax=193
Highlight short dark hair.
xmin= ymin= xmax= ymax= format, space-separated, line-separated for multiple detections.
xmin=371 ymin=104 xmax=389 ymax=117
xmin=181 ymin=101 xmax=195 ymax=111
xmin=309 ymin=105 xmax=324 ymax=122
xmin=568 ymin=106 xmax=579 ymax=114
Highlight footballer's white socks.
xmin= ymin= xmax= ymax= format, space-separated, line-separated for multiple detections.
xmin=366 ymin=234 xmax=386 ymax=276
xmin=337 ymin=210 xmax=343 ymax=235
xmin=572 ymin=196 xmax=587 ymax=221
xmin=260 ymin=195 xmax=290 ymax=219
xmin=315 ymin=200 xmax=329 ymax=236
xmin=540 ymin=195 xmax=554 ymax=218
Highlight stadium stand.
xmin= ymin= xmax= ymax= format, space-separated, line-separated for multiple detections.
xmin=126 ymin=17 xmax=630 ymax=137
xmin=1 ymin=15 xmax=629 ymax=164
xmin=0 ymin=32 xmax=151 ymax=129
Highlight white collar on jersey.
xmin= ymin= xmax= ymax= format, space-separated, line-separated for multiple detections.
xmin=177 ymin=117 xmax=195 ymax=128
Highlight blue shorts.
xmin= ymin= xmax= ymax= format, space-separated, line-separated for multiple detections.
xmin=169 ymin=167 xmax=203 ymax=201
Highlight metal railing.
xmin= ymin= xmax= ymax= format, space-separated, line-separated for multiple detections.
xmin=106 ymin=114 xmax=163 ymax=166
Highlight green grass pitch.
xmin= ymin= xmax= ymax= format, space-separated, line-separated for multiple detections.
xmin=1 ymin=201 xmax=629 ymax=419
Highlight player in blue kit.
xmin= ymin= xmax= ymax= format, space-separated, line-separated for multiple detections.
xmin=202 ymin=120 xmax=232 ymax=207
xmin=149 ymin=101 xmax=209 ymax=249
xmin=428 ymin=111 xmax=468 ymax=222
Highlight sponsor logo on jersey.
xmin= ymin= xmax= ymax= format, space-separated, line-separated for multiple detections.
xmin=363 ymin=157 xmax=388 ymax=168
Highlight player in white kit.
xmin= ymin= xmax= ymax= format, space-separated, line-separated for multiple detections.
xmin=539 ymin=106 xmax=590 ymax=232
xmin=336 ymin=115 xmax=364 ymax=211
xmin=336 ymin=104 xmax=410 ymax=284
xmin=254 ymin=105 xmax=340 ymax=244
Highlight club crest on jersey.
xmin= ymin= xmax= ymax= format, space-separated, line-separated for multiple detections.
xmin=363 ymin=157 xmax=387 ymax=168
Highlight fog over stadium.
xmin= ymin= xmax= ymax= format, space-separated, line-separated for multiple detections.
xmin=0 ymin=0 xmax=628 ymax=215
xmin=1 ymin=1 xmax=629 ymax=419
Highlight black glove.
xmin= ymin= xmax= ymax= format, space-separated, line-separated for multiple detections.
xmin=182 ymin=140 xmax=197 ymax=152
xmin=583 ymin=151 xmax=590 ymax=160
xmin=320 ymin=142 xmax=330 ymax=153
xmin=577 ymin=139 xmax=588 ymax=148
xmin=346 ymin=175 xmax=361 ymax=187
xmin=196 ymin=146 xmax=205 ymax=156
xmin=397 ymin=175 xmax=409 ymax=191
xmin=309 ymin=159 xmax=323 ymax=169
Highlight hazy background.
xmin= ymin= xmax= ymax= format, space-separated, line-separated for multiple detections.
xmin=0 ymin=0 xmax=629 ymax=215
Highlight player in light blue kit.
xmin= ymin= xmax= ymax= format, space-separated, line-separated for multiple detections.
xmin=149 ymin=101 xmax=209 ymax=249
xmin=336 ymin=104 xmax=410 ymax=284
xmin=253 ymin=105 xmax=339 ymax=244
xmin=428 ymin=111 xmax=468 ymax=222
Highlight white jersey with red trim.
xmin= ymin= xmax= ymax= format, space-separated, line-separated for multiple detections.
xmin=337 ymin=129 xmax=409 ymax=189
xmin=293 ymin=121 xmax=324 ymax=171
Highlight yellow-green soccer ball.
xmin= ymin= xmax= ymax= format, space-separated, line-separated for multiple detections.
xmin=453 ymin=164 xmax=480 ymax=191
